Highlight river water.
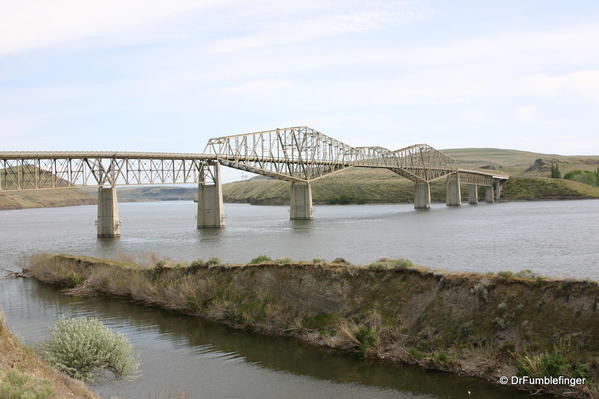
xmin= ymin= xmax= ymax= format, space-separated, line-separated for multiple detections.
xmin=1 ymin=200 xmax=596 ymax=398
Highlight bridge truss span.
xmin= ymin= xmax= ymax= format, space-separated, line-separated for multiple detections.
xmin=205 ymin=126 xmax=357 ymax=183
xmin=0 ymin=152 xmax=217 ymax=190
xmin=0 ymin=125 xmax=510 ymax=237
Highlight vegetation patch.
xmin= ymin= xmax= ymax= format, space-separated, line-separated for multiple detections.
xmin=25 ymin=253 xmax=599 ymax=398
xmin=0 ymin=369 xmax=54 ymax=399
xmin=41 ymin=316 xmax=139 ymax=381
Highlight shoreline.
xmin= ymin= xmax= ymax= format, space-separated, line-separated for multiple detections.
xmin=2 ymin=195 xmax=599 ymax=212
xmin=25 ymin=254 xmax=599 ymax=399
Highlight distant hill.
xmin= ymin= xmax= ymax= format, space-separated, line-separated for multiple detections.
xmin=0 ymin=166 xmax=95 ymax=210
xmin=443 ymin=147 xmax=599 ymax=176
xmin=0 ymin=188 xmax=95 ymax=210
xmin=2 ymin=148 xmax=598 ymax=210
xmin=223 ymin=148 xmax=599 ymax=205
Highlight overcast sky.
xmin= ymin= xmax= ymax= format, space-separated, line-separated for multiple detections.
xmin=1 ymin=0 xmax=598 ymax=159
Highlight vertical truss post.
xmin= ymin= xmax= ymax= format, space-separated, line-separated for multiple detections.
xmin=414 ymin=181 xmax=431 ymax=209
xmin=446 ymin=173 xmax=461 ymax=206
xmin=197 ymin=162 xmax=224 ymax=228
xmin=97 ymin=185 xmax=120 ymax=238
xmin=468 ymin=184 xmax=479 ymax=205
xmin=290 ymin=182 xmax=313 ymax=220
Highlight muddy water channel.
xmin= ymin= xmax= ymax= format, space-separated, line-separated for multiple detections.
xmin=1 ymin=200 xmax=595 ymax=398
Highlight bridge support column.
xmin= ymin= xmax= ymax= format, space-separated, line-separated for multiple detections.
xmin=495 ymin=180 xmax=502 ymax=201
xmin=446 ymin=173 xmax=461 ymax=206
xmin=414 ymin=182 xmax=431 ymax=209
xmin=97 ymin=186 xmax=120 ymax=238
xmin=197 ymin=162 xmax=224 ymax=228
xmin=290 ymin=182 xmax=313 ymax=220
xmin=485 ymin=186 xmax=495 ymax=203
xmin=468 ymin=184 xmax=478 ymax=205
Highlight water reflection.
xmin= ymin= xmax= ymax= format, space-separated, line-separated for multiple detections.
xmin=1 ymin=279 xmax=546 ymax=399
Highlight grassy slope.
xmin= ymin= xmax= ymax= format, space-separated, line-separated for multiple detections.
xmin=444 ymin=147 xmax=599 ymax=176
xmin=223 ymin=169 xmax=599 ymax=205
xmin=0 ymin=188 xmax=95 ymax=211
xmin=0 ymin=313 xmax=98 ymax=399
xmin=27 ymin=254 xmax=599 ymax=398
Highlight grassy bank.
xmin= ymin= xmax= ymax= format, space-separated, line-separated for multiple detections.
xmin=0 ymin=188 xmax=95 ymax=210
xmin=223 ymin=170 xmax=599 ymax=205
xmin=27 ymin=254 xmax=599 ymax=398
xmin=0 ymin=312 xmax=98 ymax=398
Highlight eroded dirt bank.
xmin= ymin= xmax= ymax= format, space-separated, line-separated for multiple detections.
xmin=26 ymin=254 xmax=599 ymax=398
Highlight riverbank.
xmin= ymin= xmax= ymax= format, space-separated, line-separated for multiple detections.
xmin=224 ymin=173 xmax=599 ymax=205
xmin=0 ymin=312 xmax=98 ymax=398
xmin=0 ymin=188 xmax=95 ymax=210
xmin=3 ymin=174 xmax=599 ymax=211
xmin=26 ymin=254 xmax=599 ymax=398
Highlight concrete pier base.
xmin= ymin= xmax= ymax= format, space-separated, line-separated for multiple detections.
xmin=414 ymin=182 xmax=431 ymax=209
xmin=97 ymin=186 xmax=120 ymax=238
xmin=446 ymin=173 xmax=461 ymax=206
xmin=468 ymin=184 xmax=479 ymax=205
xmin=197 ymin=163 xmax=224 ymax=228
xmin=495 ymin=180 xmax=502 ymax=201
xmin=290 ymin=182 xmax=313 ymax=220
xmin=485 ymin=186 xmax=495 ymax=203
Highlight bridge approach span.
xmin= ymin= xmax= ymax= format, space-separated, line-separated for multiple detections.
xmin=0 ymin=126 xmax=508 ymax=237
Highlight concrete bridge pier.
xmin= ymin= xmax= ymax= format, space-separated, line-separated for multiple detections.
xmin=290 ymin=182 xmax=313 ymax=220
xmin=485 ymin=186 xmax=495 ymax=203
xmin=446 ymin=173 xmax=461 ymax=206
xmin=97 ymin=186 xmax=120 ymax=238
xmin=468 ymin=184 xmax=479 ymax=205
xmin=414 ymin=182 xmax=431 ymax=209
xmin=495 ymin=179 xmax=502 ymax=201
xmin=197 ymin=162 xmax=225 ymax=228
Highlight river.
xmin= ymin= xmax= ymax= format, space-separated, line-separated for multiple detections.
xmin=1 ymin=200 xmax=596 ymax=398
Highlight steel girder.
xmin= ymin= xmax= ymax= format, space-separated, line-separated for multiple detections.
xmin=206 ymin=127 xmax=459 ymax=183
xmin=205 ymin=126 xmax=357 ymax=183
xmin=1 ymin=126 xmax=508 ymax=190
xmin=0 ymin=157 xmax=216 ymax=190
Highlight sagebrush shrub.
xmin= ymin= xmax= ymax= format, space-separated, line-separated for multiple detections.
xmin=42 ymin=316 xmax=139 ymax=381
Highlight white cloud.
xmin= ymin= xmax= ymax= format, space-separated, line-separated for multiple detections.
xmin=515 ymin=105 xmax=559 ymax=124
xmin=523 ymin=70 xmax=599 ymax=102
xmin=207 ymin=7 xmax=422 ymax=53
xmin=0 ymin=0 xmax=220 ymax=56
xmin=221 ymin=79 xmax=298 ymax=94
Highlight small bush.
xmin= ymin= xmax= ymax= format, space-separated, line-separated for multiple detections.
xmin=407 ymin=347 xmax=424 ymax=359
xmin=190 ymin=259 xmax=206 ymax=268
xmin=249 ymin=255 xmax=272 ymax=264
xmin=517 ymin=352 xmax=567 ymax=377
xmin=274 ymin=257 xmax=293 ymax=265
xmin=355 ymin=326 xmax=378 ymax=354
xmin=514 ymin=269 xmax=544 ymax=280
xmin=206 ymin=257 xmax=222 ymax=267
xmin=42 ymin=316 xmax=139 ymax=381
xmin=367 ymin=259 xmax=413 ymax=271
xmin=0 ymin=369 xmax=54 ymax=399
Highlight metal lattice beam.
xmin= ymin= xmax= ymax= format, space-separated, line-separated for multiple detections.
xmin=0 ymin=126 xmax=508 ymax=191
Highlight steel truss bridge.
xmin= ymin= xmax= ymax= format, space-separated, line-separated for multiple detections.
xmin=0 ymin=126 xmax=508 ymax=236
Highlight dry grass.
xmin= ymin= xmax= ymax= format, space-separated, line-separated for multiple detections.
xmin=0 ymin=312 xmax=99 ymax=399
xmin=25 ymin=253 xmax=599 ymax=399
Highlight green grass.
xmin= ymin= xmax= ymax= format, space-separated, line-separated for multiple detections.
xmin=0 ymin=369 xmax=54 ymax=399
xmin=224 ymin=171 xmax=599 ymax=205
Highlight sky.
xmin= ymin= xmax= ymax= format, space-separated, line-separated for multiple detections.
xmin=1 ymin=0 xmax=599 ymax=163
